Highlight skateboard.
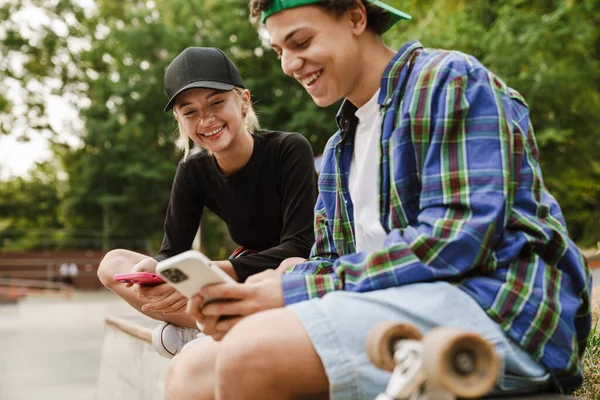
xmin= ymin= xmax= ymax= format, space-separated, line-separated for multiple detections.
xmin=365 ymin=322 xmax=500 ymax=400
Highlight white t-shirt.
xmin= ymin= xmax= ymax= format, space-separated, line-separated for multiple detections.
xmin=348 ymin=89 xmax=387 ymax=253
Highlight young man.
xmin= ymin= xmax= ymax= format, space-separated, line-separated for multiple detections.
xmin=165 ymin=1 xmax=592 ymax=399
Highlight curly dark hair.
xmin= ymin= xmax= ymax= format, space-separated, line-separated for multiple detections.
xmin=249 ymin=0 xmax=391 ymax=35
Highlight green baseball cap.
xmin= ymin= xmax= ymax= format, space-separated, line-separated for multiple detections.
xmin=261 ymin=0 xmax=411 ymax=32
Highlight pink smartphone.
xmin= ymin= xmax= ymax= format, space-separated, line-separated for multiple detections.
xmin=114 ymin=272 xmax=165 ymax=286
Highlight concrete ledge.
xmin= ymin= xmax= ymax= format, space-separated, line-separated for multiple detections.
xmin=96 ymin=315 xmax=169 ymax=400
xmin=105 ymin=315 xmax=153 ymax=343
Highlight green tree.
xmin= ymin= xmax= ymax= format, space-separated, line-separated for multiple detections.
xmin=1 ymin=0 xmax=337 ymax=254
xmin=1 ymin=0 xmax=598 ymax=250
xmin=386 ymin=0 xmax=600 ymax=246
xmin=0 ymin=161 xmax=66 ymax=250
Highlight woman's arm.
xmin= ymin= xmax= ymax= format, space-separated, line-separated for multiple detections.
xmin=229 ymin=133 xmax=318 ymax=282
xmin=155 ymin=160 xmax=204 ymax=262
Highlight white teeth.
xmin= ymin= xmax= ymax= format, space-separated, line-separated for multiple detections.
xmin=301 ymin=70 xmax=322 ymax=87
xmin=202 ymin=125 xmax=225 ymax=137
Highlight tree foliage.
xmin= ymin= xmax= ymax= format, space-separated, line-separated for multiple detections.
xmin=387 ymin=0 xmax=600 ymax=246
xmin=0 ymin=0 xmax=598 ymax=253
xmin=0 ymin=161 xmax=66 ymax=250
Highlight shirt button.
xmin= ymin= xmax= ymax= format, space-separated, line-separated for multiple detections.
xmin=384 ymin=98 xmax=392 ymax=106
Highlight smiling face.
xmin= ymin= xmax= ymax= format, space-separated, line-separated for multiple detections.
xmin=266 ymin=5 xmax=366 ymax=107
xmin=174 ymin=88 xmax=249 ymax=154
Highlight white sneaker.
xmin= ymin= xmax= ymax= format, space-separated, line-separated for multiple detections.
xmin=151 ymin=322 xmax=201 ymax=359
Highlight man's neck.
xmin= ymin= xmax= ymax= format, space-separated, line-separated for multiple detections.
xmin=346 ymin=35 xmax=396 ymax=108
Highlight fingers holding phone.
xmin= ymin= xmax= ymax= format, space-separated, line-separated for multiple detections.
xmin=155 ymin=250 xmax=283 ymax=340
xmin=186 ymin=294 xmax=217 ymax=332
xmin=187 ymin=291 xmax=243 ymax=341
xmin=114 ymin=270 xmax=164 ymax=289
xmin=139 ymin=284 xmax=188 ymax=315
xmin=132 ymin=257 xmax=158 ymax=273
xmin=113 ymin=271 xmax=188 ymax=315
xmin=186 ymin=294 xmax=206 ymax=323
xmin=120 ymin=258 xmax=158 ymax=288
xmin=196 ymin=273 xmax=284 ymax=339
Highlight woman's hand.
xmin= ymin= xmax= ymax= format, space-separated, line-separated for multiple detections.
xmin=132 ymin=257 xmax=158 ymax=273
xmin=213 ymin=260 xmax=238 ymax=281
xmin=137 ymin=283 xmax=188 ymax=315
xmin=122 ymin=257 xmax=159 ymax=288
xmin=126 ymin=257 xmax=187 ymax=314
xmin=275 ymin=257 xmax=307 ymax=274
xmin=186 ymin=269 xmax=284 ymax=341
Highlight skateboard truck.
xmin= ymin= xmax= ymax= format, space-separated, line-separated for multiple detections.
xmin=366 ymin=322 xmax=500 ymax=400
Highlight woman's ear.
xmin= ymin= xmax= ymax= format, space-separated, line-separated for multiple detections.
xmin=173 ymin=110 xmax=180 ymax=122
xmin=241 ymin=89 xmax=251 ymax=114
xmin=347 ymin=1 xmax=367 ymax=35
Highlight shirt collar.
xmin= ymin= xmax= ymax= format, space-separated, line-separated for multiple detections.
xmin=335 ymin=40 xmax=424 ymax=139
xmin=378 ymin=40 xmax=423 ymax=107
xmin=355 ymin=89 xmax=381 ymax=123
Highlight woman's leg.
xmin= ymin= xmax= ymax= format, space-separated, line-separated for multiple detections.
xmin=97 ymin=249 xmax=196 ymax=328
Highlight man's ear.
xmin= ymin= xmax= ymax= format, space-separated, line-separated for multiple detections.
xmin=347 ymin=1 xmax=368 ymax=35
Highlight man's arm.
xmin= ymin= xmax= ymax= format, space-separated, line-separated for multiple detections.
xmin=282 ymin=67 xmax=517 ymax=305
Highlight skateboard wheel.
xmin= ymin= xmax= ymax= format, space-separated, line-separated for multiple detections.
xmin=421 ymin=327 xmax=499 ymax=398
xmin=365 ymin=322 xmax=423 ymax=372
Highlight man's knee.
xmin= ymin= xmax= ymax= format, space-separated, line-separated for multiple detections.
xmin=215 ymin=315 xmax=274 ymax=380
xmin=216 ymin=310 xmax=292 ymax=391
xmin=215 ymin=308 xmax=320 ymax=397
xmin=165 ymin=354 xmax=186 ymax=399
xmin=165 ymin=340 xmax=218 ymax=400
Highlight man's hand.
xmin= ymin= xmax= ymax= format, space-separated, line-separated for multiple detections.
xmin=186 ymin=269 xmax=284 ymax=341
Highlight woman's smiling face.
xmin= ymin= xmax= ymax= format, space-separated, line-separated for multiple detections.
xmin=174 ymin=88 xmax=248 ymax=153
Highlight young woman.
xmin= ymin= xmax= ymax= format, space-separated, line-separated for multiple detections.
xmin=97 ymin=47 xmax=317 ymax=358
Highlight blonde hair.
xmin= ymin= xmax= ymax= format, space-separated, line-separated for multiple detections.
xmin=175 ymin=87 xmax=260 ymax=159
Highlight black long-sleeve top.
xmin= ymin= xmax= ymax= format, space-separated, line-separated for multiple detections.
xmin=155 ymin=130 xmax=318 ymax=282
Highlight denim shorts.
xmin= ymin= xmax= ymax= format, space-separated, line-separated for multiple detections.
xmin=288 ymin=281 xmax=550 ymax=400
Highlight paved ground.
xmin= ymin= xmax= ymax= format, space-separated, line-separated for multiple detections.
xmin=0 ymin=290 xmax=131 ymax=400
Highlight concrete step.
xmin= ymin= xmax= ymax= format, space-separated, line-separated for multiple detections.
xmin=95 ymin=315 xmax=169 ymax=400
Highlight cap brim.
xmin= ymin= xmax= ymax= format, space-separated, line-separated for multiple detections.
xmin=367 ymin=0 xmax=411 ymax=32
xmin=164 ymin=81 xmax=235 ymax=112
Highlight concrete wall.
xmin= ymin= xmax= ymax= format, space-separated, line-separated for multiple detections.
xmin=96 ymin=316 xmax=169 ymax=400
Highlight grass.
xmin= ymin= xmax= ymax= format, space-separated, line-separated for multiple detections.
xmin=574 ymin=288 xmax=600 ymax=400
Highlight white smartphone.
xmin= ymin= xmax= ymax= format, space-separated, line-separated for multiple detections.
xmin=155 ymin=250 xmax=236 ymax=299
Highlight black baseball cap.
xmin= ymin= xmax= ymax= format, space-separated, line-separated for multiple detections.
xmin=163 ymin=47 xmax=245 ymax=112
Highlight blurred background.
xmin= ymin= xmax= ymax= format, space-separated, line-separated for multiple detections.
xmin=0 ymin=0 xmax=598 ymax=259
xmin=0 ymin=0 xmax=598 ymax=399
